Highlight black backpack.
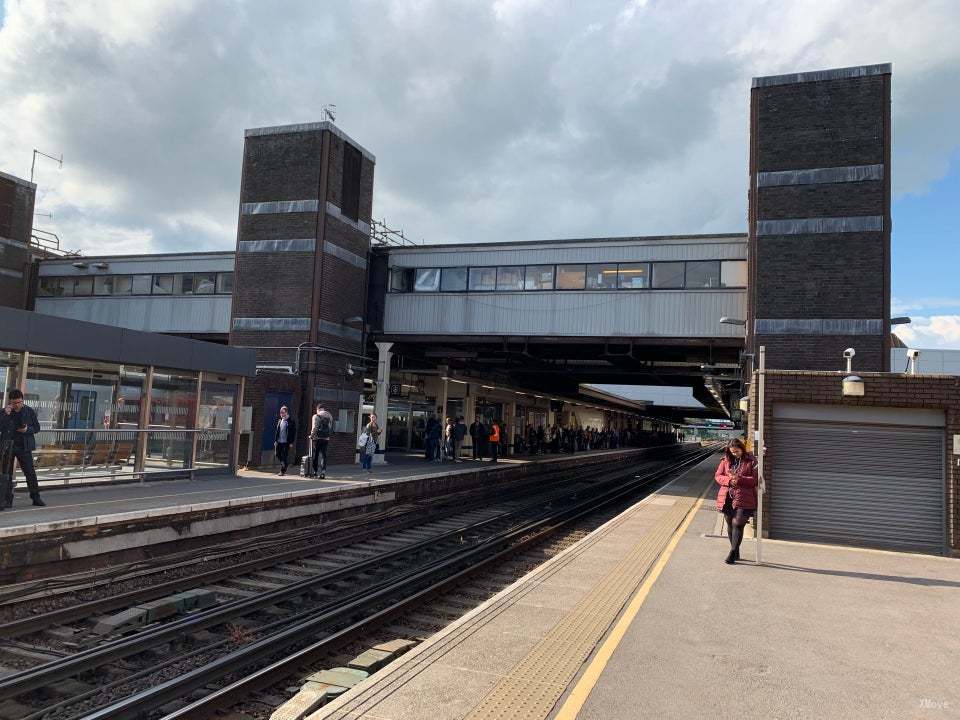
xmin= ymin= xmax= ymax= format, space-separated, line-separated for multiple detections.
xmin=313 ymin=414 xmax=332 ymax=440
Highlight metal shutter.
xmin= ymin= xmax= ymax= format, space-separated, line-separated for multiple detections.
xmin=771 ymin=419 xmax=945 ymax=553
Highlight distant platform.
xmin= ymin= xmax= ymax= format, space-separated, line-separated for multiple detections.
xmin=0 ymin=447 xmax=661 ymax=583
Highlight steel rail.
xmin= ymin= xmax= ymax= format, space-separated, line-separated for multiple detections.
xmin=84 ymin=448 xmax=718 ymax=720
xmin=0 ymin=455 xmax=614 ymax=637
xmin=0 ymin=452 xmax=690 ymax=699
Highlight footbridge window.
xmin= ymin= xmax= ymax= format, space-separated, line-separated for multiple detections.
xmin=389 ymin=260 xmax=746 ymax=294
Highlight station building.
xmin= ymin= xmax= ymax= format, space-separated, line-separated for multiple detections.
xmin=3 ymin=62 xmax=959 ymax=554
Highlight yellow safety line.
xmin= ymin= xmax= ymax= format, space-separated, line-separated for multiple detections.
xmin=553 ymin=483 xmax=711 ymax=720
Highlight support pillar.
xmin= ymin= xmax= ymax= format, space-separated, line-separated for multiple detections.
xmin=374 ymin=342 xmax=393 ymax=464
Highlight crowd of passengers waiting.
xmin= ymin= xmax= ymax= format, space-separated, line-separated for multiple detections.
xmin=421 ymin=413 xmax=682 ymax=464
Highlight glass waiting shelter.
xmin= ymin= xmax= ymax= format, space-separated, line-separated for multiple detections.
xmin=0 ymin=307 xmax=254 ymax=487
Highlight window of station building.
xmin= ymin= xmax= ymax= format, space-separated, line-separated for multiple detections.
xmin=74 ymin=276 xmax=94 ymax=296
xmin=414 ymin=268 xmax=441 ymax=292
xmin=37 ymin=277 xmax=60 ymax=296
xmin=720 ymin=260 xmax=747 ymax=287
xmin=216 ymin=272 xmax=234 ymax=294
xmin=132 ymin=274 xmax=152 ymax=295
xmin=617 ymin=263 xmax=650 ymax=289
xmin=651 ymin=262 xmax=685 ymax=289
xmin=177 ymin=274 xmax=194 ymax=295
xmin=114 ymin=276 xmax=132 ymax=295
xmin=524 ymin=265 xmax=555 ymax=290
xmin=556 ymin=264 xmax=586 ymax=290
xmin=684 ymin=261 xmax=721 ymax=288
xmin=496 ymin=266 xmax=524 ymax=291
xmin=469 ymin=267 xmax=497 ymax=292
xmin=93 ymin=276 xmax=115 ymax=296
xmin=389 ymin=267 xmax=412 ymax=292
xmin=440 ymin=267 xmax=468 ymax=292
xmin=152 ymin=274 xmax=174 ymax=295
xmin=193 ymin=273 xmax=217 ymax=295
xmin=585 ymin=263 xmax=618 ymax=290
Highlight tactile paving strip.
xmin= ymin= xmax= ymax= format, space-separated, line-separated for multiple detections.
xmin=463 ymin=473 xmax=711 ymax=720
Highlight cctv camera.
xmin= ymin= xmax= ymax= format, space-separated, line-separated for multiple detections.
xmin=346 ymin=364 xmax=355 ymax=376
xmin=842 ymin=348 xmax=856 ymax=358
xmin=906 ymin=348 xmax=921 ymax=358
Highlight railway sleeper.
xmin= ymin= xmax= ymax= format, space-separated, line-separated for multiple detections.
xmin=92 ymin=589 xmax=217 ymax=636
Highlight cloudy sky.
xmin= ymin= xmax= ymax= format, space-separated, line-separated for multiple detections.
xmin=1 ymin=0 xmax=958 ymax=347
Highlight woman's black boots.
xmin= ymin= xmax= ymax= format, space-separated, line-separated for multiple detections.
xmin=726 ymin=523 xmax=743 ymax=564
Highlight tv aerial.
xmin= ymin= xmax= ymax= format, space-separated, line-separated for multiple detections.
xmin=323 ymin=104 xmax=337 ymax=123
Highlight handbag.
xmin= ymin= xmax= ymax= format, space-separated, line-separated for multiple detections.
xmin=357 ymin=431 xmax=369 ymax=450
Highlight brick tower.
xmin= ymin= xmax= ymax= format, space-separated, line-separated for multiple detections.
xmin=229 ymin=122 xmax=375 ymax=467
xmin=747 ymin=64 xmax=892 ymax=371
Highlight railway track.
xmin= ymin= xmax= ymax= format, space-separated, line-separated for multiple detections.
xmin=0 ymin=445 xmax=717 ymax=720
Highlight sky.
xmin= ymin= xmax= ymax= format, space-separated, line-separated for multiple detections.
xmin=0 ymin=0 xmax=958 ymax=348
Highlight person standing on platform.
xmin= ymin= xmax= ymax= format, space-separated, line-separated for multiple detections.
xmin=451 ymin=416 xmax=467 ymax=462
xmin=310 ymin=403 xmax=333 ymax=479
xmin=443 ymin=416 xmax=454 ymax=462
xmin=425 ymin=413 xmax=441 ymax=462
xmin=469 ymin=415 xmax=486 ymax=461
xmin=274 ymin=405 xmax=297 ymax=476
xmin=488 ymin=420 xmax=501 ymax=464
xmin=359 ymin=413 xmax=381 ymax=473
xmin=2 ymin=390 xmax=45 ymax=507
xmin=715 ymin=438 xmax=758 ymax=564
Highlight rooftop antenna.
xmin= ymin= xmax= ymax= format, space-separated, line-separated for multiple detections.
xmin=323 ymin=104 xmax=337 ymax=123
xmin=31 ymin=149 xmax=63 ymax=184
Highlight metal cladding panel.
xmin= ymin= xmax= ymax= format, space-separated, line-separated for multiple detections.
xmin=387 ymin=239 xmax=747 ymax=268
xmin=0 ymin=306 xmax=254 ymax=376
xmin=34 ymin=296 xmax=232 ymax=335
xmin=771 ymin=418 xmax=945 ymax=553
xmin=384 ymin=290 xmax=747 ymax=337
xmin=38 ymin=254 xmax=236 ymax=276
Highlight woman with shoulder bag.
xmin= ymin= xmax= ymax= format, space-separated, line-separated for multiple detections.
xmin=359 ymin=413 xmax=381 ymax=474
xmin=715 ymin=438 xmax=758 ymax=564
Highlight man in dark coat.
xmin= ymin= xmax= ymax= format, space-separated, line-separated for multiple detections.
xmin=273 ymin=405 xmax=297 ymax=476
xmin=469 ymin=415 xmax=486 ymax=461
xmin=2 ymin=389 xmax=44 ymax=508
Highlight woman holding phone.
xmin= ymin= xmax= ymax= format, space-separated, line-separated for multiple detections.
xmin=715 ymin=438 xmax=758 ymax=564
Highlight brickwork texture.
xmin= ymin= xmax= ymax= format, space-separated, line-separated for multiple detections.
xmin=748 ymin=370 xmax=960 ymax=553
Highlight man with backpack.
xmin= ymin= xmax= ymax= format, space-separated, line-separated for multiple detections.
xmin=309 ymin=403 xmax=334 ymax=479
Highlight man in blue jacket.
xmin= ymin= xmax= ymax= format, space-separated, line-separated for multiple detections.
xmin=2 ymin=389 xmax=44 ymax=508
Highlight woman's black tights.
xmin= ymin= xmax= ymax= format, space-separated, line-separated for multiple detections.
xmin=726 ymin=516 xmax=745 ymax=557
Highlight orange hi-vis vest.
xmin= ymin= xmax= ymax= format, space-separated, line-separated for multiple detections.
xmin=489 ymin=424 xmax=500 ymax=443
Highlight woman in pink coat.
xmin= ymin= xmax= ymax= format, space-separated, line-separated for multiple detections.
xmin=715 ymin=438 xmax=758 ymax=564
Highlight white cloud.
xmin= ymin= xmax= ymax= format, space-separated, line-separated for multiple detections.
xmin=894 ymin=315 xmax=960 ymax=350
xmin=0 ymin=0 xmax=958 ymax=258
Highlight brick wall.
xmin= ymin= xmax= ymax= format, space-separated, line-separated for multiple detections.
xmin=747 ymin=68 xmax=891 ymax=372
xmin=229 ymin=123 xmax=374 ymax=468
xmin=0 ymin=174 xmax=36 ymax=309
xmin=748 ymin=370 xmax=960 ymax=553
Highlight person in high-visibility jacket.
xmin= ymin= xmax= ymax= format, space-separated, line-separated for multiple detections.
xmin=488 ymin=421 xmax=501 ymax=464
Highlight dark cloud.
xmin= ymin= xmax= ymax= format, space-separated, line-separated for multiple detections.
xmin=0 ymin=0 xmax=958 ymax=256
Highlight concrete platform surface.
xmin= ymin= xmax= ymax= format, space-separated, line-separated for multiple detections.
xmin=0 ymin=451 xmax=562 ymax=531
xmin=576 ymin=507 xmax=960 ymax=719
xmin=308 ymin=456 xmax=960 ymax=720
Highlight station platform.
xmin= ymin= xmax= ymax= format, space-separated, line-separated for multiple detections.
xmin=0 ymin=447 xmax=657 ymax=583
xmin=310 ymin=456 xmax=960 ymax=720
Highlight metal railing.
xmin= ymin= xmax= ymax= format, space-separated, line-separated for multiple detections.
xmin=15 ymin=428 xmax=233 ymax=487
